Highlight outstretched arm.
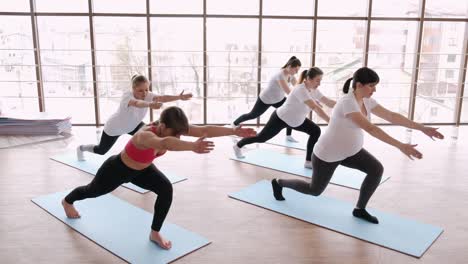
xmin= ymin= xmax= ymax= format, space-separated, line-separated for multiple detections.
xmin=128 ymin=99 xmax=162 ymax=109
xmin=319 ymin=96 xmax=336 ymax=108
xmin=153 ymin=90 xmax=193 ymax=103
xmin=371 ymin=105 xmax=444 ymax=140
xmin=305 ymin=99 xmax=330 ymax=123
xmin=277 ymin=79 xmax=292 ymax=94
xmin=138 ymin=131 xmax=214 ymax=154
xmin=348 ymin=112 xmax=422 ymax=160
xmin=186 ymin=125 xmax=256 ymax=138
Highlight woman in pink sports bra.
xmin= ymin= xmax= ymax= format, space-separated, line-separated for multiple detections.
xmin=62 ymin=106 xmax=256 ymax=250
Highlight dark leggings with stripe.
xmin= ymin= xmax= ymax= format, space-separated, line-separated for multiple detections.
xmin=92 ymin=122 xmax=145 ymax=155
xmin=65 ymin=154 xmax=172 ymax=231
xmin=278 ymin=149 xmax=383 ymax=209
xmin=237 ymin=111 xmax=321 ymax=161
xmin=233 ymin=97 xmax=292 ymax=136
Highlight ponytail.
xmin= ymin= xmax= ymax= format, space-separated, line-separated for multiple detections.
xmin=342 ymin=78 xmax=353 ymax=94
xmin=298 ymin=70 xmax=308 ymax=84
xmin=282 ymin=56 xmax=301 ymax=69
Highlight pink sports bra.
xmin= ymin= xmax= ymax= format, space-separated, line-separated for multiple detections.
xmin=124 ymin=125 xmax=166 ymax=163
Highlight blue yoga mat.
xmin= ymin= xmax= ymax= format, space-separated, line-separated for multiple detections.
xmin=231 ymin=149 xmax=390 ymax=190
xmin=229 ymin=180 xmax=442 ymax=258
xmin=266 ymin=135 xmax=306 ymax=150
xmin=32 ymin=191 xmax=211 ymax=264
xmin=51 ymin=152 xmax=187 ymax=194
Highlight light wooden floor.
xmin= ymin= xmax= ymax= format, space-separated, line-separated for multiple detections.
xmin=0 ymin=125 xmax=466 ymax=264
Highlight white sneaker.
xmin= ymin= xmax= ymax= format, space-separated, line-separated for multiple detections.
xmin=286 ymin=135 xmax=299 ymax=143
xmin=304 ymin=160 xmax=312 ymax=169
xmin=76 ymin=145 xmax=85 ymax=161
xmin=233 ymin=144 xmax=245 ymax=159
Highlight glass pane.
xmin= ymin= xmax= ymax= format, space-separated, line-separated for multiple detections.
xmin=94 ymin=17 xmax=148 ymax=123
xmin=206 ymin=18 xmax=258 ymax=123
xmin=151 ymin=17 xmax=203 ymax=123
xmin=367 ymin=21 xmax=419 ymax=123
xmin=315 ymin=20 xmax=366 ymax=99
xmin=425 ymin=0 xmax=468 ymax=18
xmin=0 ymin=97 xmax=39 ymax=114
xmin=0 ymin=16 xmax=37 ymax=114
xmin=260 ymin=19 xmax=312 ymax=124
xmin=415 ymin=22 xmax=466 ymax=123
xmin=93 ymin=0 xmax=146 ymax=13
xmin=36 ymin=0 xmax=88 ymax=12
xmin=263 ymin=0 xmax=314 ymax=16
xmin=318 ymin=0 xmax=367 ymax=16
xmin=0 ymin=1 xmax=30 ymax=12
xmin=207 ymin=97 xmax=258 ymax=124
xmin=372 ymin=0 xmax=420 ymax=17
xmin=37 ymin=17 xmax=93 ymax=123
xmin=150 ymin=0 xmax=202 ymax=14
xmin=207 ymin=0 xmax=258 ymax=15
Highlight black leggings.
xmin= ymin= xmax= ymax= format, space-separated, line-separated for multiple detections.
xmin=237 ymin=111 xmax=321 ymax=161
xmin=93 ymin=122 xmax=145 ymax=155
xmin=279 ymin=149 xmax=383 ymax=209
xmin=233 ymin=97 xmax=292 ymax=136
xmin=64 ymin=154 xmax=173 ymax=232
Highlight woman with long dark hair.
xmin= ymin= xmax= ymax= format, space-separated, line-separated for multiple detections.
xmin=272 ymin=67 xmax=444 ymax=224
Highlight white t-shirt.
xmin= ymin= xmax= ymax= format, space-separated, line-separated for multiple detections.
xmin=103 ymin=91 xmax=156 ymax=136
xmin=276 ymin=83 xmax=324 ymax=127
xmin=313 ymin=92 xmax=379 ymax=162
xmin=259 ymin=70 xmax=296 ymax=104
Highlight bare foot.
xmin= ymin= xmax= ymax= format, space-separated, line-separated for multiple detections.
xmin=150 ymin=230 xmax=172 ymax=250
xmin=61 ymin=199 xmax=81 ymax=218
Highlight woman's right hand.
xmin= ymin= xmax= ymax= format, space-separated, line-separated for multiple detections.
xmin=398 ymin=143 xmax=423 ymax=160
xmin=192 ymin=136 xmax=215 ymax=154
xmin=149 ymin=101 xmax=163 ymax=109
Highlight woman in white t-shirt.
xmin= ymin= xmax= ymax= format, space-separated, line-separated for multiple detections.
xmin=272 ymin=67 xmax=444 ymax=224
xmin=233 ymin=67 xmax=336 ymax=167
xmin=77 ymin=74 xmax=193 ymax=160
xmin=232 ymin=56 xmax=302 ymax=142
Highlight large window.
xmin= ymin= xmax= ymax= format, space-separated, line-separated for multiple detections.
xmin=260 ymin=19 xmax=313 ymax=124
xmin=38 ymin=17 xmax=94 ymax=123
xmin=206 ymin=18 xmax=258 ymax=124
xmin=151 ymin=18 xmax=204 ymax=123
xmin=94 ymin=17 xmax=148 ymax=123
xmin=0 ymin=16 xmax=38 ymax=113
xmin=1 ymin=1 xmax=467 ymax=125
xmin=367 ymin=21 xmax=418 ymax=123
xmin=415 ymin=22 xmax=466 ymax=123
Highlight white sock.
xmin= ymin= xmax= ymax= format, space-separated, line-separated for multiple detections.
xmin=80 ymin=144 xmax=95 ymax=152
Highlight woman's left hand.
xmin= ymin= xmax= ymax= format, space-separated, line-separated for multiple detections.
xmin=421 ymin=126 xmax=444 ymax=140
xmin=179 ymin=90 xmax=193 ymax=101
xmin=234 ymin=125 xmax=257 ymax=138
